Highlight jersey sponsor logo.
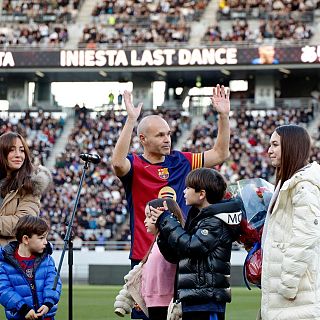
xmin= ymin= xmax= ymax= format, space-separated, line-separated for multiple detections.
xmin=158 ymin=167 xmax=169 ymax=179
xmin=158 ymin=186 xmax=176 ymax=200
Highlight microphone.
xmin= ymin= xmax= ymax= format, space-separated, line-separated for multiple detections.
xmin=79 ymin=153 xmax=101 ymax=164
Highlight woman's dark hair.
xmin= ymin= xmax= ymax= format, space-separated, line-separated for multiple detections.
xmin=275 ymin=125 xmax=311 ymax=190
xmin=270 ymin=125 xmax=311 ymax=214
xmin=185 ymin=168 xmax=227 ymax=204
xmin=15 ymin=215 xmax=49 ymax=242
xmin=0 ymin=132 xmax=33 ymax=197
xmin=142 ymin=198 xmax=184 ymax=264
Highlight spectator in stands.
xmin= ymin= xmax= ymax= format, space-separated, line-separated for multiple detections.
xmin=117 ymin=92 xmax=123 ymax=106
xmin=0 ymin=132 xmax=52 ymax=246
xmin=261 ymin=125 xmax=320 ymax=319
xmin=108 ymin=92 xmax=115 ymax=105
xmin=112 ymin=84 xmax=231 ymax=267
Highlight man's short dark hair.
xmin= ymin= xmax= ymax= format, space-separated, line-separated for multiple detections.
xmin=186 ymin=168 xmax=227 ymax=204
xmin=15 ymin=215 xmax=49 ymax=242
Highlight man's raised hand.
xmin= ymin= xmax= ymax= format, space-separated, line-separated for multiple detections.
xmin=123 ymin=90 xmax=143 ymax=120
xmin=211 ymin=84 xmax=230 ymax=115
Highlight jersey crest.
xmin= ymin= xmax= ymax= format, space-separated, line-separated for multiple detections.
xmin=158 ymin=167 xmax=169 ymax=180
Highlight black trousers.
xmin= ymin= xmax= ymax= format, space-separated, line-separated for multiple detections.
xmin=182 ymin=311 xmax=225 ymax=320
xmin=148 ymin=307 xmax=168 ymax=320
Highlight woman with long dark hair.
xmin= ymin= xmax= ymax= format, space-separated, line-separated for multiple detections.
xmin=0 ymin=132 xmax=52 ymax=246
xmin=261 ymin=125 xmax=320 ymax=320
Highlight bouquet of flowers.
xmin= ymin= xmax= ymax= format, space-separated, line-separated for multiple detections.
xmin=227 ymin=178 xmax=274 ymax=289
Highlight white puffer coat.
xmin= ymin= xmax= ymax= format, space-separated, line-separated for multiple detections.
xmin=261 ymin=162 xmax=320 ymax=320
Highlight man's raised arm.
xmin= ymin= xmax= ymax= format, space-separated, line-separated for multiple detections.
xmin=203 ymin=84 xmax=230 ymax=168
xmin=111 ymin=90 xmax=142 ymax=177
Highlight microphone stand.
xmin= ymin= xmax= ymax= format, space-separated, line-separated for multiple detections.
xmin=53 ymin=160 xmax=90 ymax=320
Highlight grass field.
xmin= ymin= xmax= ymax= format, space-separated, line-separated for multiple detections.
xmin=0 ymin=285 xmax=260 ymax=319
xmin=54 ymin=285 xmax=261 ymax=320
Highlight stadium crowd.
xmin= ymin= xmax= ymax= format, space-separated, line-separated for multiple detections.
xmin=181 ymin=106 xmax=315 ymax=183
xmin=0 ymin=0 xmax=83 ymax=47
xmin=2 ymin=0 xmax=82 ymax=23
xmin=1 ymin=0 xmax=318 ymax=47
xmin=0 ymin=24 xmax=69 ymax=47
xmin=80 ymin=0 xmax=209 ymax=47
xmin=202 ymin=18 xmax=313 ymax=43
xmin=203 ymin=0 xmax=316 ymax=44
xmin=0 ymin=110 xmax=65 ymax=164
xmin=218 ymin=0 xmax=319 ymax=18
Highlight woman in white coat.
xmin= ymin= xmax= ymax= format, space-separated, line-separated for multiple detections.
xmin=261 ymin=124 xmax=320 ymax=320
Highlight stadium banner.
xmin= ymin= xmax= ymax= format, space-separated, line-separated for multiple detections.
xmin=0 ymin=45 xmax=319 ymax=68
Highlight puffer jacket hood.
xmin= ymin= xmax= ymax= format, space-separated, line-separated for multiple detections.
xmin=282 ymin=162 xmax=320 ymax=191
xmin=185 ymin=198 xmax=243 ymax=241
xmin=30 ymin=165 xmax=52 ymax=196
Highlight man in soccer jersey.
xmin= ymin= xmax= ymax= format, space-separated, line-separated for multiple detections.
xmin=112 ymin=84 xmax=230 ymax=265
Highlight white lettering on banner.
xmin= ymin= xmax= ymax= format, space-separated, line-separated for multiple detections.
xmin=95 ymin=50 xmax=107 ymax=66
xmin=85 ymin=50 xmax=95 ymax=67
xmin=130 ymin=49 xmax=175 ymax=66
xmin=60 ymin=48 xmax=238 ymax=67
xmin=141 ymin=50 xmax=153 ymax=66
xmin=0 ymin=52 xmax=15 ymax=67
xmin=60 ymin=50 xmax=129 ymax=67
xmin=130 ymin=50 xmax=140 ymax=66
xmin=115 ymin=50 xmax=128 ymax=66
xmin=163 ymin=49 xmax=175 ymax=65
xmin=178 ymin=48 xmax=237 ymax=65
xmin=227 ymin=48 xmax=237 ymax=64
xmin=105 ymin=50 xmax=117 ymax=66
xmin=153 ymin=49 xmax=165 ymax=66
xmin=79 ymin=50 xmax=85 ymax=66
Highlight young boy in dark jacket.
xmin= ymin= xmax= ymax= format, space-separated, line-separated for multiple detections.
xmin=151 ymin=168 xmax=243 ymax=320
xmin=0 ymin=215 xmax=62 ymax=320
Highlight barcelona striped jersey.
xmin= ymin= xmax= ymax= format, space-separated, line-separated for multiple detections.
xmin=120 ymin=150 xmax=203 ymax=261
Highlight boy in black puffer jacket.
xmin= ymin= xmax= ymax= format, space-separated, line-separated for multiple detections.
xmin=151 ymin=168 xmax=243 ymax=320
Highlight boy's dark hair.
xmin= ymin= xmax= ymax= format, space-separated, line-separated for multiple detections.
xmin=186 ymin=168 xmax=227 ymax=204
xmin=15 ymin=215 xmax=49 ymax=242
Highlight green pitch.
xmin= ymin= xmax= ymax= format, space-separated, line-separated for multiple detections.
xmin=0 ymin=285 xmax=261 ymax=319
xmin=54 ymin=285 xmax=261 ymax=320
